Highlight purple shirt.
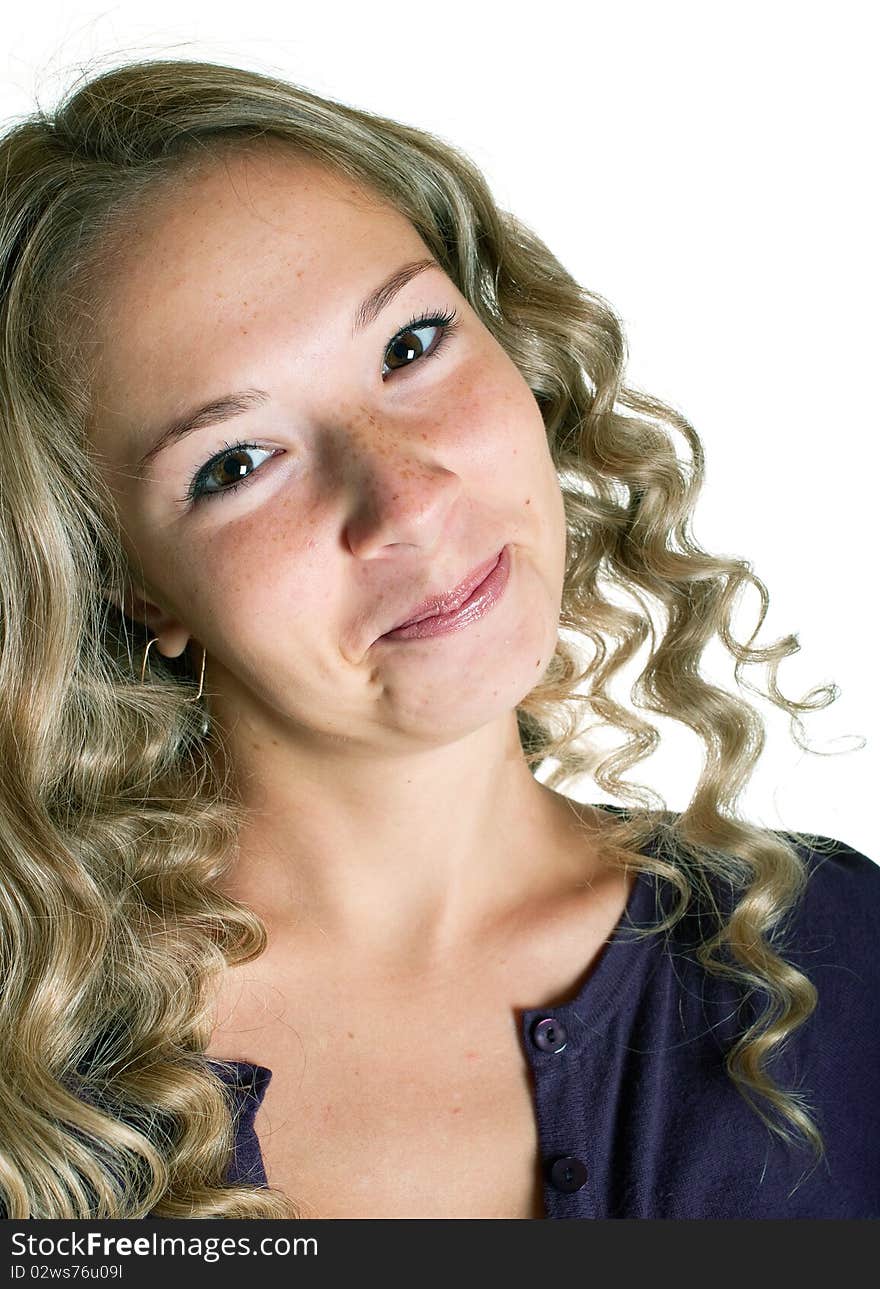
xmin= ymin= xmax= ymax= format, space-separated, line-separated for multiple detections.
xmin=206 ymin=825 xmax=880 ymax=1219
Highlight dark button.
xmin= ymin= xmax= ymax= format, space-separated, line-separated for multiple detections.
xmin=548 ymin=1155 xmax=588 ymax=1193
xmin=531 ymin=1016 xmax=568 ymax=1053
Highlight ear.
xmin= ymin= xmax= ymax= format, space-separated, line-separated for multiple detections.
xmin=102 ymin=586 xmax=193 ymax=659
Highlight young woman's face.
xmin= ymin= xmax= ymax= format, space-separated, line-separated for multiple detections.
xmin=87 ymin=144 xmax=568 ymax=751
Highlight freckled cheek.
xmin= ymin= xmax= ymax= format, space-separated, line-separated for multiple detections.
xmin=185 ymin=520 xmax=328 ymax=624
xmin=454 ymin=358 xmax=564 ymax=553
xmin=450 ymin=369 xmax=550 ymax=488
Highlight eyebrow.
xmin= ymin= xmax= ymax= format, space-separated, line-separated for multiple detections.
xmin=134 ymin=256 xmax=439 ymax=476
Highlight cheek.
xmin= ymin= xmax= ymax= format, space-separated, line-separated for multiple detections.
xmin=443 ymin=348 xmax=549 ymax=480
xmin=194 ymin=518 xmax=325 ymax=618
xmin=464 ymin=356 xmax=566 ymax=553
xmin=436 ymin=350 xmax=561 ymax=564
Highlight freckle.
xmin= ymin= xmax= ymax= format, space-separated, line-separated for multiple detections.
xmin=451 ymin=1105 xmax=462 ymax=1114
xmin=525 ymin=498 xmax=531 ymax=505
xmin=464 ymin=1050 xmax=478 ymax=1060
xmin=347 ymin=1031 xmax=354 ymax=1038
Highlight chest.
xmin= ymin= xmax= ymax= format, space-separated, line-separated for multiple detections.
xmin=222 ymin=996 xmax=547 ymax=1218
xmin=207 ymin=866 xmax=635 ymax=1217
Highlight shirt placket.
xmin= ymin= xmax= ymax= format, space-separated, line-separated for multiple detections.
xmin=521 ymin=1006 xmax=597 ymax=1219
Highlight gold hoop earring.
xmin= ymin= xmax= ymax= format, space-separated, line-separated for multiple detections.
xmin=195 ymin=642 xmax=207 ymax=701
xmin=140 ymin=636 xmax=208 ymax=702
xmin=140 ymin=634 xmax=159 ymax=685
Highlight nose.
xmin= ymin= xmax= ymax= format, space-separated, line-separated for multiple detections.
xmin=342 ymin=437 xmax=464 ymax=559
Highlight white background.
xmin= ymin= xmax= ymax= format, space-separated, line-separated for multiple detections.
xmin=1 ymin=0 xmax=876 ymax=859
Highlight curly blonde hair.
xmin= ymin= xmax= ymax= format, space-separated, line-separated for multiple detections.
xmin=0 ymin=56 xmax=844 ymax=1218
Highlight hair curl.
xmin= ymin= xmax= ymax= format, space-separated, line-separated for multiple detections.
xmin=0 ymin=56 xmax=847 ymax=1218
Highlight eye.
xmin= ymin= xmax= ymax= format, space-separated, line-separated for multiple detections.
xmin=182 ymin=442 xmax=278 ymax=505
xmin=381 ymin=307 xmax=459 ymax=378
xmin=181 ymin=305 xmax=460 ymax=507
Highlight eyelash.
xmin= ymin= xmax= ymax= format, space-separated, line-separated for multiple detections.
xmin=179 ymin=306 xmax=461 ymax=506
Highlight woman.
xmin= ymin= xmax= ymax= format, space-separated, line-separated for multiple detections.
xmin=0 ymin=58 xmax=876 ymax=1221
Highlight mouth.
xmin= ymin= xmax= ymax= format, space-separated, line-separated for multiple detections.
xmin=376 ymin=545 xmax=510 ymax=643
xmin=383 ymin=548 xmax=505 ymax=635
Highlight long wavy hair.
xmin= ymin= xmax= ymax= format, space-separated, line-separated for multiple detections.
xmin=0 ymin=57 xmax=846 ymax=1218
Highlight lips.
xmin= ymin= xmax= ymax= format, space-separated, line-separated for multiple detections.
xmin=385 ymin=549 xmax=504 ymax=634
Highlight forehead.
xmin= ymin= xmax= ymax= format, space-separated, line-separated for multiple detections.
xmin=87 ymin=145 xmax=429 ymax=432
xmin=100 ymin=146 xmax=417 ymax=326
